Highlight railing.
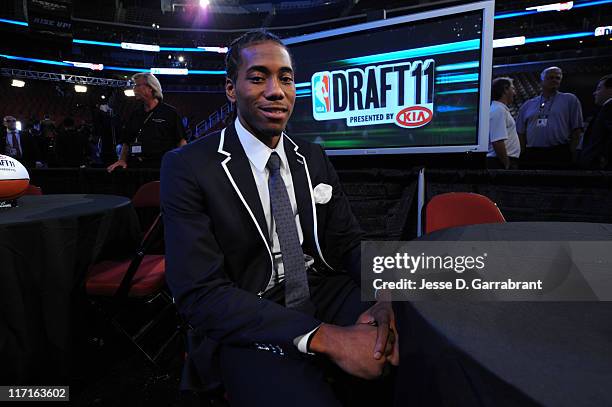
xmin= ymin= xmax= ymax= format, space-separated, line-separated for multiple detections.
xmin=194 ymin=102 xmax=234 ymax=137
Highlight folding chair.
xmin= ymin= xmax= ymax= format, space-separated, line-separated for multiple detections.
xmin=85 ymin=181 xmax=178 ymax=365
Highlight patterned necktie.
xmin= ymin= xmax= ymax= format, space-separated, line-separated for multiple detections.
xmin=11 ymin=131 xmax=21 ymax=158
xmin=266 ymin=152 xmax=312 ymax=312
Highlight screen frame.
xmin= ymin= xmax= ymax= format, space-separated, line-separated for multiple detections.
xmin=283 ymin=0 xmax=495 ymax=156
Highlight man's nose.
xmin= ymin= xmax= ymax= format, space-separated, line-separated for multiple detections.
xmin=264 ymin=77 xmax=284 ymax=100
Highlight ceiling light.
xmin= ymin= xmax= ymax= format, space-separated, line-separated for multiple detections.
xmin=526 ymin=2 xmax=573 ymax=12
xmin=492 ymin=36 xmax=526 ymax=48
xmin=178 ymin=55 xmax=185 ymax=62
xmin=74 ymin=85 xmax=87 ymax=93
xmin=121 ymin=42 xmax=160 ymax=52
xmin=200 ymin=0 xmax=210 ymax=8
xmin=150 ymin=67 xmax=188 ymax=75
xmin=197 ymin=46 xmax=228 ymax=53
xmin=124 ymin=89 xmax=135 ymax=97
xmin=11 ymin=79 xmax=25 ymax=87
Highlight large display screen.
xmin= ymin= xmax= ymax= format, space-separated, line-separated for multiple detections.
xmin=284 ymin=1 xmax=494 ymax=155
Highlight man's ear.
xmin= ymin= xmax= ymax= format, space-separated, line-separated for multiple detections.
xmin=226 ymin=77 xmax=236 ymax=103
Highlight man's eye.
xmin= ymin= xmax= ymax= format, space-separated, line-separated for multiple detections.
xmin=249 ymin=77 xmax=264 ymax=83
xmin=281 ymin=77 xmax=294 ymax=84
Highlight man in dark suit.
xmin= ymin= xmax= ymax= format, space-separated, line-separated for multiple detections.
xmin=1 ymin=115 xmax=42 ymax=168
xmin=577 ymin=74 xmax=612 ymax=170
xmin=161 ymin=30 xmax=398 ymax=406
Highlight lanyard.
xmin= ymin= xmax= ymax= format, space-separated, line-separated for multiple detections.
xmin=135 ymin=110 xmax=155 ymax=143
xmin=538 ymin=94 xmax=556 ymax=117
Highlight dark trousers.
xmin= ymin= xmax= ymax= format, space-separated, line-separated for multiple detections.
xmin=486 ymin=157 xmax=520 ymax=170
xmin=218 ymin=273 xmax=390 ymax=407
xmin=522 ymin=145 xmax=572 ymax=169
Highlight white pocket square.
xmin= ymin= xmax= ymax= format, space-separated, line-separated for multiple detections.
xmin=313 ymin=183 xmax=333 ymax=204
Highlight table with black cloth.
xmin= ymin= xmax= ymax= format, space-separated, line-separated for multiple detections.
xmin=393 ymin=222 xmax=612 ymax=407
xmin=0 ymin=194 xmax=140 ymax=385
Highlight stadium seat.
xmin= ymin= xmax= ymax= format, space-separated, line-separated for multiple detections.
xmin=425 ymin=192 xmax=506 ymax=234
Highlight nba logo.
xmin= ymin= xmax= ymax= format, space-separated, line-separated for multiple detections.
xmin=312 ymin=72 xmax=331 ymax=114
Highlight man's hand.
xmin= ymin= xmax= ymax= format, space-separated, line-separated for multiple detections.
xmin=309 ymin=323 xmax=388 ymax=380
xmin=357 ymin=301 xmax=400 ymax=366
xmin=107 ymin=159 xmax=127 ymax=173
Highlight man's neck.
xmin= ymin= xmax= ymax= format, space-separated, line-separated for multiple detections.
xmin=263 ymin=135 xmax=281 ymax=149
xmin=498 ymin=97 xmax=510 ymax=107
xmin=237 ymin=116 xmax=281 ymax=149
xmin=143 ymin=98 xmax=159 ymax=112
xmin=542 ymin=89 xmax=558 ymax=98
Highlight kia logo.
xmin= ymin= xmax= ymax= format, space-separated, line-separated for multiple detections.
xmin=395 ymin=106 xmax=433 ymax=128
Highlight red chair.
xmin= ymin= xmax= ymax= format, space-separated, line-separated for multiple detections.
xmin=425 ymin=192 xmax=506 ymax=234
xmin=85 ymin=181 xmax=176 ymax=365
xmin=131 ymin=180 xmax=160 ymax=209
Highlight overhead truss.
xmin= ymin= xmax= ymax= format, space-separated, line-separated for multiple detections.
xmin=1 ymin=68 xmax=130 ymax=87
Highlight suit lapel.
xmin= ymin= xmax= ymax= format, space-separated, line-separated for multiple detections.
xmin=220 ymin=123 xmax=271 ymax=247
xmin=283 ymin=136 xmax=316 ymax=253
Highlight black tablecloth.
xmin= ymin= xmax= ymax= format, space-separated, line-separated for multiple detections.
xmin=0 ymin=194 xmax=140 ymax=385
xmin=394 ymin=222 xmax=612 ymax=407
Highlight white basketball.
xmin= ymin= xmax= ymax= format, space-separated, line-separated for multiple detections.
xmin=0 ymin=154 xmax=30 ymax=200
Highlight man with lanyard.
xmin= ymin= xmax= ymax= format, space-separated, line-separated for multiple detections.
xmin=516 ymin=66 xmax=583 ymax=169
xmin=107 ymin=73 xmax=186 ymax=172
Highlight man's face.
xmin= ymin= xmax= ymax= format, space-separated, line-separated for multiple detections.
xmin=542 ymin=69 xmax=562 ymax=92
xmin=505 ymin=84 xmax=516 ymax=102
xmin=225 ymin=41 xmax=296 ymax=139
xmin=3 ymin=117 xmax=16 ymax=131
xmin=133 ymin=77 xmax=154 ymax=101
xmin=593 ymin=80 xmax=612 ymax=106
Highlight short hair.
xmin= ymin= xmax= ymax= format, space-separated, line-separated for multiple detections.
xmin=599 ymin=74 xmax=612 ymax=88
xmin=491 ymin=77 xmax=513 ymax=101
xmin=541 ymin=66 xmax=562 ymax=81
xmin=225 ymin=29 xmax=293 ymax=83
xmin=131 ymin=73 xmax=163 ymax=100
xmin=3 ymin=115 xmax=16 ymax=122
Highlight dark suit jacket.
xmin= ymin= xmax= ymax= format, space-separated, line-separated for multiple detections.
xmin=0 ymin=129 xmax=41 ymax=167
xmin=160 ymin=121 xmax=363 ymax=388
xmin=577 ymin=101 xmax=612 ymax=169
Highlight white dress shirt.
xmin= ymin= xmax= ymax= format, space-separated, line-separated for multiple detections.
xmin=235 ymin=118 xmax=318 ymax=353
xmin=5 ymin=129 xmax=22 ymax=156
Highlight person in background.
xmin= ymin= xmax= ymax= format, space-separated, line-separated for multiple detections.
xmin=1 ymin=115 xmax=42 ymax=168
xmin=576 ymin=74 xmax=612 ymax=170
xmin=487 ymin=77 xmax=521 ymax=169
xmin=516 ymin=66 xmax=583 ymax=169
xmin=38 ymin=114 xmax=57 ymax=167
xmin=55 ymin=117 xmax=89 ymax=167
xmin=107 ymin=73 xmax=186 ymax=172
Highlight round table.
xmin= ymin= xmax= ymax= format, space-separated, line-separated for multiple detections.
xmin=0 ymin=194 xmax=140 ymax=385
xmin=394 ymin=222 xmax=612 ymax=407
